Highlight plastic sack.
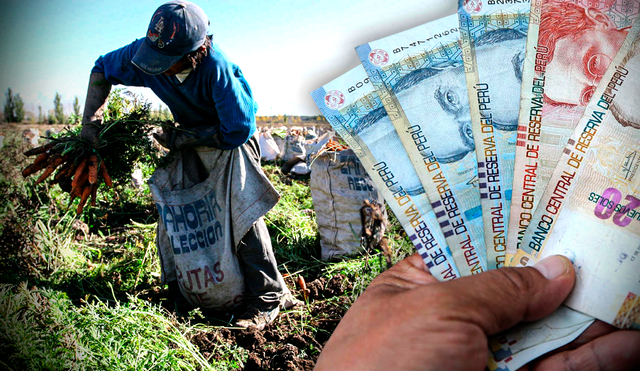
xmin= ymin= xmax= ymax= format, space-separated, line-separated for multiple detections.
xmin=258 ymin=131 xmax=280 ymax=161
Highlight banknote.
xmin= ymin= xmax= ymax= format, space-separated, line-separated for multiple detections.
xmin=505 ymin=0 xmax=544 ymax=260
xmin=508 ymin=0 xmax=640 ymax=260
xmin=355 ymin=14 xmax=487 ymax=276
xmin=311 ymin=66 xmax=461 ymax=281
xmin=514 ymin=20 xmax=640 ymax=328
xmin=458 ymin=0 xmax=531 ymax=268
xmin=487 ymin=307 xmax=594 ymax=370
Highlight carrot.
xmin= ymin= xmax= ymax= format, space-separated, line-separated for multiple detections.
xmin=99 ymin=161 xmax=113 ymax=187
xmin=24 ymin=143 xmax=55 ymax=156
xmin=53 ymin=160 xmax=74 ymax=183
xmin=53 ymin=162 xmax=76 ymax=187
xmin=88 ymin=154 xmax=98 ymax=184
xmin=34 ymin=154 xmax=68 ymax=185
xmin=72 ymin=158 xmax=88 ymax=188
xmin=22 ymin=162 xmax=45 ymax=178
xmin=35 ymin=169 xmax=55 ymax=185
xmin=77 ymin=186 xmax=92 ymax=214
xmin=35 ymin=156 xmax=60 ymax=184
xmin=32 ymin=151 xmax=52 ymax=167
xmin=22 ymin=150 xmax=55 ymax=178
xmin=64 ymin=160 xmax=80 ymax=178
xmin=70 ymin=171 xmax=89 ymax=195
xmin=90 ymin=184 xmax=98 ymax=207
xmin=297 ymin=276 xmax=310 ymax=301
xmin=68 ymin=185 xmax=82 ymax=204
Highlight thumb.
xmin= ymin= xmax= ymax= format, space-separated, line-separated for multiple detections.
xmin=430 ymin=255 xmax=576 ymax=335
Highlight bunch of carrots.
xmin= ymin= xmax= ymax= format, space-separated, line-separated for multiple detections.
xmin=22 ymin=141 xmax=113 ymax=214
xmin=20 ymin=102 xmax=170 ymax=215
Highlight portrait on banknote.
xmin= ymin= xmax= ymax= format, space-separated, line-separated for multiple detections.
xmin=541 ymin=1 xmax=631 ymax=107
xmin=510 ymin=0 xmax=640 ymax=246
xmin=359 ymin=29 xmax=525 ymax=167
xmin=391 ymin=60 xmax=476 ymax=163
xmin=353 ymin=106 xmax=427 ymax=197
xmin=472 ymin=27 xmax=527 ymax=131
xmin=311 ymin=65 xmax=460 ymax=280
xmin=355 ymin=16 xmax=489 ymax=275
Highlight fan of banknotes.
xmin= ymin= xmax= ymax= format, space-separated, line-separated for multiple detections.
xmin=311 ymin=0 xmax=640 ymax=369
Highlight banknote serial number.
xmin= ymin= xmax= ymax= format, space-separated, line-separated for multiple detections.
xmin=391 ymin=29 xmax=458 ymax=54
xmin=588 ymin=189 xmax=640 ymax=227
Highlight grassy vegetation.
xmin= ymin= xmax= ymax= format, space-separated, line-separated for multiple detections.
xmin=0 ymin=121 xmax=415 ymax=370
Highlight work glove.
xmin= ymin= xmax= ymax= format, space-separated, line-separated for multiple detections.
xmin=80 ymin=120 xmax=102 ymax=146
xmin=153 ymin=127 xmax=175 ymax=150
xmin=153 ymin=125 xmax=227 ymax=151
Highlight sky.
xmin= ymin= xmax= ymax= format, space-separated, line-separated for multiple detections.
xmin=0 ymin=0 xmax=456 ymax=117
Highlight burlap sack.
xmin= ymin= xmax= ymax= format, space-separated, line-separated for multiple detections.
xmin=310 ymin=149 xmax=385 ymax=260
xmin=149 ymin=137 xmax=279 ymax=310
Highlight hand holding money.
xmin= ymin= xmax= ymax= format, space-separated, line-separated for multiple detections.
xmin=315 ymin=253 xmax=640 ymax=371
xmin=311 ymin=1 xmax=640 ymax=367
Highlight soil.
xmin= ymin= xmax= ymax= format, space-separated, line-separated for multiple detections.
xmin=0 ymin=125 xmax=357 ymax=370
xmin=189 ymin=274 xmax=353 ymax=371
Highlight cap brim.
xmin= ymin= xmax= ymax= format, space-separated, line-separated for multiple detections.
xmin=132 ymin=38 xmax=183 ymax=75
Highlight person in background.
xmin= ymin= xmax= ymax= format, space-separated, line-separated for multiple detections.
xmin=80 ymin=0 xmax=296 ymax=330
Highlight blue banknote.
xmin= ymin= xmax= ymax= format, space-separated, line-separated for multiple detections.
xmin=355 ymin=14 xmax=487 ymax=276
xmin=458 ymin=0 xmax=531 ymax=268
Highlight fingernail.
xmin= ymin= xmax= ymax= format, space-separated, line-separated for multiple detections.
xmin=533 ymin=255 xmax=569 ymax=280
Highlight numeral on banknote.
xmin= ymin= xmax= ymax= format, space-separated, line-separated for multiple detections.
xmin=590 ymin=188 xmax=640 ymax=227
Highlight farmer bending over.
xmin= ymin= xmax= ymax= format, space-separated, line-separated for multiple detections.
xmin=81 ymin=0 xmax=295 ymax=329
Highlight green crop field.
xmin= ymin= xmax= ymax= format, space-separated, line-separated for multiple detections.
xmin=0 ymin=111 xmax=414 ymax=370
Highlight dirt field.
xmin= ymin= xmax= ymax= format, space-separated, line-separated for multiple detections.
xmin=0 ymin=122 xmax=411 ymax=370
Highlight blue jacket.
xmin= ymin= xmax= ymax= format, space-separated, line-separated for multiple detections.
xmin=93 ymin=38 xmax=258 ymax=149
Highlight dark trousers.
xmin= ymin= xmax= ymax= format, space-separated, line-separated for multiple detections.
xmin=236 ymin=217 xmax=288 ymax=309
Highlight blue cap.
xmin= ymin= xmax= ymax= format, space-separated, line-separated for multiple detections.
xmin=132 ymin=1 xmax=209 ymax=75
